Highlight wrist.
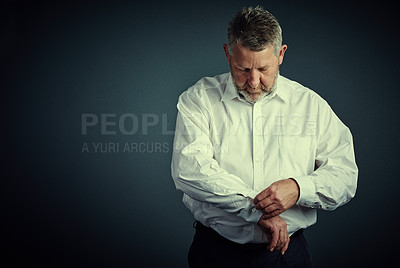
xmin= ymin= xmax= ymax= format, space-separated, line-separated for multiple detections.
xmin=288 ymin=178 xmax=300 ymax=202
xmin=290 ymin=176 xmax=317 ymax=207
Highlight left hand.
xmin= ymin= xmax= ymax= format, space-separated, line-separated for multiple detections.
xmin=253 ymin=178 xmax=300 ymax=218
xmin=257 ymin=215 xmax=289 ymax=255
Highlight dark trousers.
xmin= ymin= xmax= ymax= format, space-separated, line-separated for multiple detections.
xmin=188 ymin=222 xmax=313 ymax=268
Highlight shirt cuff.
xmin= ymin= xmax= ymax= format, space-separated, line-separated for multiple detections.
xmin=292 ymin=175 xmax=317 ymax=208
xmin=238 ymin=204 xmax=263 ymax=223
xmin=237 ymin=190 xmax=263 ymax=223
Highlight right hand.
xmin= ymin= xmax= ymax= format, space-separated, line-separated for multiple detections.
xmin=257 ymin=215 xmax=290 ymax=255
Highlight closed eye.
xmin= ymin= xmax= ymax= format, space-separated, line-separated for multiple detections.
xmin=235 ymin=65 xmax=269 ymax=73
xmin=236 ymin=66 xmax=250 ymax=72
xmin=258 ymin=67 xmax=269 ymax=72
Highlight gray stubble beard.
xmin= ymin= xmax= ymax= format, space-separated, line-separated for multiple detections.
xmin=234 ymin=70 xmax=279 ymax=104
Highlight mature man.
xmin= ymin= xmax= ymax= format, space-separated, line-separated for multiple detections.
xmin=171 ymin=6 xmax=358 ymax=268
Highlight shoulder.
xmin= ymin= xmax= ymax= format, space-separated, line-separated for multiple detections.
xmin=279 ymin=75 xmax=330 ymax=108
xmin=178 ymin=73 xmax=229 ymax=105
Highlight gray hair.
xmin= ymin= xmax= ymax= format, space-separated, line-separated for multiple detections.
xmin=227 ymin=6 xmax=282 ymax=56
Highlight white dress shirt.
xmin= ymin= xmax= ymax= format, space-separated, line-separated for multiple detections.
xmin=171 ymin=73 xmax=358 ymax=244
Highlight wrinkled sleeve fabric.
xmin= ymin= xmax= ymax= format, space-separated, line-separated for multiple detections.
xmin=171 ymin=90 xmax=262 ymax=223
xmin=294 ymin=99 xmax=358 ymax=210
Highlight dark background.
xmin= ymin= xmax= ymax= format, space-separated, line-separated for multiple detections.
xmin=3 ymin=0 xmax=399 ymax=267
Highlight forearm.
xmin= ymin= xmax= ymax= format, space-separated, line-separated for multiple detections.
xmin=294 ymin=164 xmax=357 ymax=210
xmin=293 ymin=127 xmax=358 ymax=210
xmin=171 ymin=106 xmax=262 ymax=223
xmin=172 ymin=158 xmax=262 ymax=223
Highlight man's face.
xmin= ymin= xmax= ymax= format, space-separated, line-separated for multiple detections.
xmin=223 ymin=44 xmax=287 ymax=102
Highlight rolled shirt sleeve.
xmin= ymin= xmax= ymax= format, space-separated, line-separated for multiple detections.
xmin=171 ymin=90 xmax=263 ymax=223
xmin=294 ymin=100 xmax=358 ymax=210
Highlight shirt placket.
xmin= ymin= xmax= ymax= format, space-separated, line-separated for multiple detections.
xmin=252 ymin=103 xmax=264 ymax=192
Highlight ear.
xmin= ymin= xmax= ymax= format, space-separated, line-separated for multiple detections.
xmin=223 ymin=44 xmax=231 ymax=64
xmin=278 ymin=45 xmax=288 ymax=65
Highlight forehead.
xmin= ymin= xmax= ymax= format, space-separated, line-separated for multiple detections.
xmin=231 ymin=45 xmax=277 ymax=67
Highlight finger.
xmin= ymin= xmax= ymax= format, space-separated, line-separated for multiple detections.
xmin=254 ymin=195 xmax=274 ymax=209
xmin=269 ymin=230 xmax=279 ymax=252
xmin=255 ymin=198 xmax=272 ymax=210
xmin=255 ymin=193 xmax=283 ymax=211
xmin=277 ymin=229 xmax=285 ymax=250
xmin=261 ymin=205 xmax=281 ymax=218
xmin=261 ymin=203 xmax=279 ymax=214
xmin=281 ymin=237 xmax=290 ymax=255
xmin=280 ymin=228 xmax=289 ymax=255
xmin=262 ymin=209 xmax=282 ymax=219
xmin=253 ymin=188 xmax=270 ymax=204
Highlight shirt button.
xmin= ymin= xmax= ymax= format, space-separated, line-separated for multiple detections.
xmin=252 ymin=208 xmax=257 ymax=213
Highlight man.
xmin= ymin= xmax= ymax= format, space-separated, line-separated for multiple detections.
xmin=171 ymin=6 xmax=358 ymax=268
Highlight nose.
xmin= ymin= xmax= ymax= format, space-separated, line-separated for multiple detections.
xmin=247 ymin=70 xmax=260 ymax=88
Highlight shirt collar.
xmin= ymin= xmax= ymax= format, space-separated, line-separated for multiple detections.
xmin=221 ymin=73 xmax=240 ymax=102
xmin=272 ymin=75 xmax=288 ymax=102
xmin=221 ymin=73 xmax=288 ymax=103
